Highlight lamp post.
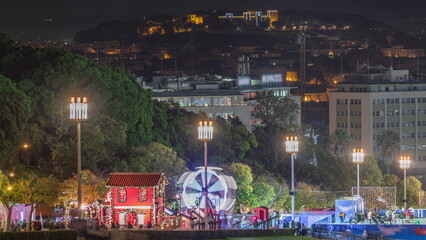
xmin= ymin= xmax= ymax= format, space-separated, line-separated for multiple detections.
xmin=352 ymin=149 xmax=364 ymax=197
xmin=70 ymin=97 xmax=88 ymax=218
xmin=400 ymin=156 xmax=411 ymax=209
xmin=176 ymin=194 xmax=181 ymax=213
xmin=285 ymin=136 xmax=299 ymax=221
xmin=198 ymin=120 xmax=213 ymax=230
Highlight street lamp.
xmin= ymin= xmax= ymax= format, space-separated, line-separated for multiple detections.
xmin=176 ymin=194 xmax=181 ymax=213
xmin=352 ymin=149 xmax=364 ymax=197
xmin=285 ymin=136 xmax=298 ymax=221
xmin=22 ymin=143 xmax=29 ymax=150
xmin=198 ymin=120 xmax=213 ymax=230
xmin=400 ymin=156 xmax=411 ymax=209
xmin=70 ymin=96 xmax=88 ymax=218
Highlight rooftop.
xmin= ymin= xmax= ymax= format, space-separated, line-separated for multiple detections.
xmin=151 ymin=89 xmax=243 ymax=98
xmin=106 ymin=173 xmax=168 ymax=187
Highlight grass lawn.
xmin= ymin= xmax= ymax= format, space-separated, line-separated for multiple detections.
xmin=214 ymin=236 xmax=315 ymax=240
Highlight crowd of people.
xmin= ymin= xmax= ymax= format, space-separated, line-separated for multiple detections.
xmin=10 ymin=219 xmax=66 ymax=231
xmin=345 ymin=208 xmax=415 ymax=224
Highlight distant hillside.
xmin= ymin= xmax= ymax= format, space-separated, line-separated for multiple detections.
xmin=73 ymin=9 xmax=391 ymax=44
xmin=74 ymin=18 xmax=141 ymax=43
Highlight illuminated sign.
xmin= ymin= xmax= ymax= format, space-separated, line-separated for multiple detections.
xmin=237 ymin=75 xmax=251 ymax=87
xmin=261 ymin=73 xmax=283 ymax=85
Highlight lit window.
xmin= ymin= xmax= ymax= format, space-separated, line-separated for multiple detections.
xmin=138 ymin=188 xmax=148 ymax=202
xmin=118 ymin=188 xmax=127 ymax=202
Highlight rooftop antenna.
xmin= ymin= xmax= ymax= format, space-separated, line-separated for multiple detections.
xmin=417 ymin=56 xmax=420 ymax=81
xmin=340 ymin=55 xmax=343 ymax=82
xmin=299 ymin=32 xmax=306 ymax=123
xmin=367 ymin=57 xmax=370 ymax=82
xmin=160 ymin=47 xmax=163 ymax=74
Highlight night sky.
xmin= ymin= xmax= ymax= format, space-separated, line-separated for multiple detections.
xmin=0 ymin=0 xmax=424 ymax=40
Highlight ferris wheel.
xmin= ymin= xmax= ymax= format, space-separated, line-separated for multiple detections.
xmin=178 ymin=167 xmax=236 ymax=212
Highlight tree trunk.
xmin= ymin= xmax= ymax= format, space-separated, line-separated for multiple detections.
xmin=48 ymin=206 xmax=53 ymax=221
xmin=6 ymin=204 xmax=13 ymax=231
xmin=27 ymin=203 xmax=35 ymax=231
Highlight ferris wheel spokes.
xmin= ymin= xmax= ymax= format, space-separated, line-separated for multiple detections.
xmin=179 ymin=167 xmax=237 ymax=212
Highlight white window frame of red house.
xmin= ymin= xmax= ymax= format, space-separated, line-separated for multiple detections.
xmin=138 ymin=187 xmax=148 ymax=202
xmin=118 ymin=187 xmax=127 ymax=202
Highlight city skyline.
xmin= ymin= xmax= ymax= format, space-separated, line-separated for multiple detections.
xmin=1 ymin=0 xmax=425 ymax=41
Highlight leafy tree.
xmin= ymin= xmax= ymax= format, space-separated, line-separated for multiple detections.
xmin=267 ymin=177 xmax=290 ymax=211
xmin=80 ymin=114 xmax=127 ymax=174
xmin=291 ymin=182 xmax=334 ymax=211
xmin=251 ymin=91 xmax=299 ymax=170
xmin=376 ymin=130 xmax=400 ymax=174
xmin=360 ymin=156 xmax=383 ymax=187
xmin=151 ymin=102 xmax=200 ymax=166
xmin=209 ymin=117 xmax=258 ymax=166
xmin=0 ymin=75 xmax=31 ymax=165
xmin=128 ymin=142 xmax=188 ymax=198
xmin=251 ymin=181 xmax=275 ymax=208
xmin=297 ymin=136 xmax=352 ymax=191
xmin=59 ymin=170 xmax=107 ymax=211
xmin=329 ymin=129 xmax=351 ymax=161
xmin=8 ymin=173 xmax=61 ymax=231
xmin=0 ymin=40 xmax=156 ymax=176
xmin=115 ymin=143 xmax=188 ymax=199
xmin=25 ymin=53 xmax=153 ymax=147
xmin=0 ymin=170 xmax=18 ymax=231
xmin=251 ymin=91 xmax=299 ymax=131
xmin=382 ymin=174 xmax=422 ymax=208
xmin=226 ymin=163 xmax=253 ymax=211
xmin=152 ymin=103 xmax=255 ymax=171
xmin=151 ymin=100 xmax=172 ymax=146
xmin=382 ymin=174 xmax=403 ymax=207
xmin=406 ymin=176 xmax=422 ymax=208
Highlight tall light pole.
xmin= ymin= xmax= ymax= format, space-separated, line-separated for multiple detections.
xmin=352 ymin=149 xmax=364 ymax=197
xmin=285 ymin=136 xmax=298 ymax=221
xmin=70 ymin=97 xmax=88 ymax=218
xmin=400 ymin=156 xmax=411 ymax=209
xmin=198 ymin=120 xmax=213 ymax=230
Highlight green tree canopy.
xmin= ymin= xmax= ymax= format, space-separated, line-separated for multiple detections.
xmin=360 ymin=156 xmax=383 ymax=187
xmin=226 ymin=163 xmax=254 ymax=210
xmin=382 ymin=174 xmax=422 ymax=208
xmin=376 ymin=130 xmax=400 ymax=174
xmin=291 ymin=182 xmax=334 ymax=211
xmin=251 ymin=181 xmax=275 ymax=208
xmin=0 ymin=39 xmax=154 ymax=177
xmin=329 ymin=129 xmax=351 ymax=161
xmin=0 ymin=75 xmax=31 ymax=165
xmin=0 ymin=170 xmax=17 ymax=231
xmin=251 ymin=91 xmax=299 ymax=171
xmin=59 ymin=170 xmax=107 ymax=208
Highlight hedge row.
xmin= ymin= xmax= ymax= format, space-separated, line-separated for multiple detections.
xmin=105 ymin=228 xmax=295 ymax=240
xmin=0 ymin=230 xmax=78 ymax=240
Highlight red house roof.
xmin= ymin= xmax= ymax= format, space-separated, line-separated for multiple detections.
xmin=106 ymin=173 xmax=168 ymax=187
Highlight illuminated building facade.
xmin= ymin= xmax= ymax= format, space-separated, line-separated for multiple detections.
xmin=286 ymin=71 xmax=298 ymax=82
xmin=267 ymin=10 xmax=278 ymax=23
xmin=329 ymin=69 xmax=426 ymax=173
xmin=219 ymin=10 xmax=279 ymax=27
xmin=381 ymin=45 xmax=425 ymax=58
xmin=187 ymin=14 xmax=204 ymax=24
xmin=101 ymin=173 xmax=168 ymax=227
xmin=152 ymin=90 xmax=253 ymax=130
xmin=151 ymin=74 xmax=301 ymax=131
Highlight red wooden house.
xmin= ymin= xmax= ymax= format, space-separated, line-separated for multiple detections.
xmin=103 ymin=173 xmax=168 ymax=227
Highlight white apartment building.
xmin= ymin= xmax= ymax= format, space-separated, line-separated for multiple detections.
xmin=329 ymin=81 xmax=426 ymax=171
